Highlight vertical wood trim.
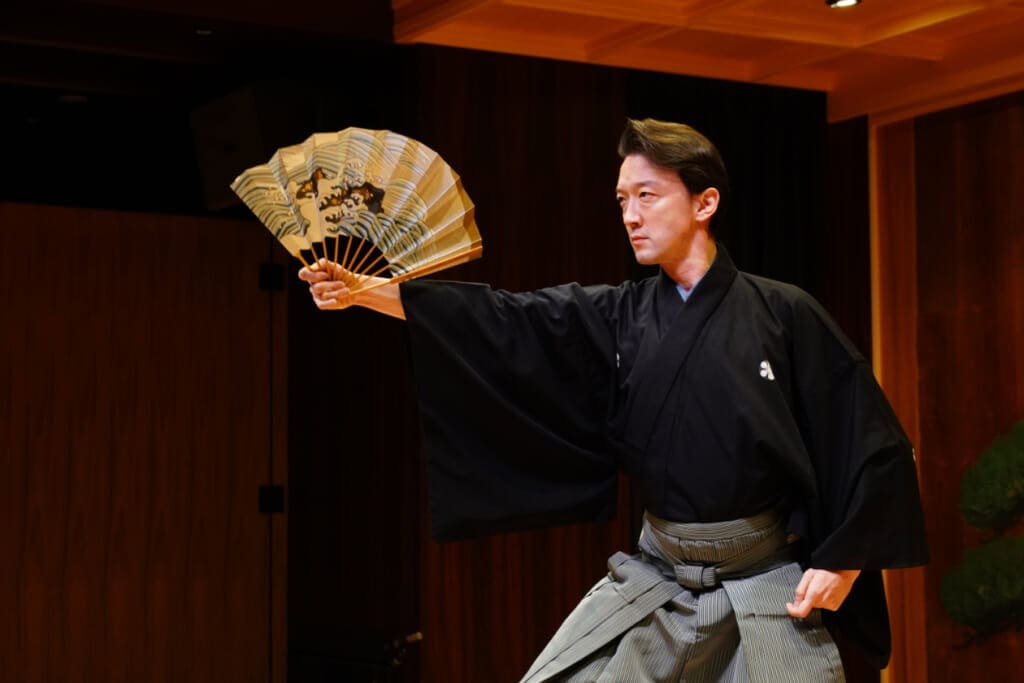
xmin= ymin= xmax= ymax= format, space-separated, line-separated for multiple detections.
xmin=869 ymin=120 xmax=928 ymax=683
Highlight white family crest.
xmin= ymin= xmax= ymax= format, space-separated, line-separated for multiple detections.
xmin=759 ymin=360 xmax=775 ymax=381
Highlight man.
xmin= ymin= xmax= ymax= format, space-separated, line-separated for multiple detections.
xmin=301 ymin=119 xmax=928 ymax=681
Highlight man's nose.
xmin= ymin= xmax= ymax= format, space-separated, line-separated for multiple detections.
xmin=622 ymin=199 xmax=641 ymax=227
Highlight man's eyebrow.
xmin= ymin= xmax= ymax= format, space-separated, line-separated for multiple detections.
xmin=616 ymin=178 xmax=661 ymax=193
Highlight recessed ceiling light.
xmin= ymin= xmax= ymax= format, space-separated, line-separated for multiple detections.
xmin=828 ymin=0 xmax=861 ymax=7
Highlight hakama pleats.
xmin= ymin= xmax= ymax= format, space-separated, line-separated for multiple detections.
xmin=522 ymin=511 xmax=845 ymax=683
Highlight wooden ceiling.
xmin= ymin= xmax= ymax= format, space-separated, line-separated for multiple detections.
xmin=392 ymin=0 xmax=1024 ymax=122
xmin=4 ymin=2 xmax=1021 ymax=124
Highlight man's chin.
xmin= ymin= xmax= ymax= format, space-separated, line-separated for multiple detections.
xmin=632 ymin=251 xmax=656 ymax=266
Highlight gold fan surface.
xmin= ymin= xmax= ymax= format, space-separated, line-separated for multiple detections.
xmin=231 ymin=128 xmax=482 ymax=291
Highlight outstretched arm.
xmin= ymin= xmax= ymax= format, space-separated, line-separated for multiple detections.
xmin=297 ymin=260 xmax=406 ymax=320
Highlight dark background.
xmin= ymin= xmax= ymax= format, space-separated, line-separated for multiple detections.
xmin=1 ymin=3 xmax=879 ymax=681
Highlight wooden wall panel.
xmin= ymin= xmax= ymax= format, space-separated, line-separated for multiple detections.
xmin=410 ymin=47 xmax=631 ymax=291
xmin=913 ymin=91 xmax=1024 ymax=682
xmin=869 ymin=118 xmax=928 ymax=683
xmin=411 ymin=49 xmax=636 ymax=682
xmin=0 ymin=203 xmax=285 ymax=682
xmin=873 ymin=89 xmax=1024 ymax=683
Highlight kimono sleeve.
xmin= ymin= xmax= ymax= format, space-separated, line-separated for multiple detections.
xmin=788 ymin=294 xmax=928 ymax=571
xmin=400 ymin=280 xmax=621 ymax=541
xmin=788 ymin=293 xmax=928 ymax=668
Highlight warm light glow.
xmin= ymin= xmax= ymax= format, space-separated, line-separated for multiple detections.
xmin=828 ymin=0 xmax=860 ymax=7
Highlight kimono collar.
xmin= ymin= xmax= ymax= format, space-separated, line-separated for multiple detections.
xmin=652 ymin=244 xmax=739 ymax=333
xmin=619 ymin=244 xmax=740 ymax=450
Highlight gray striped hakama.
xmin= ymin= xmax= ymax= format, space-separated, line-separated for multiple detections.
xmin=521 ymin=510 xmax=845 ymax=682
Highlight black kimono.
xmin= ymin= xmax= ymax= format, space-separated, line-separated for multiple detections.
xmin=400 ymin=246 xmax=927 ymax=668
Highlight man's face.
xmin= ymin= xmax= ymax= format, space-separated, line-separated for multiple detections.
xmin=615 ymin=154 xmax=701 ymax=267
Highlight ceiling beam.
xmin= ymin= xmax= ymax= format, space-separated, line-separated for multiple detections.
xmin=747 ymin=43 xmax=845 ymax=84
xmin=857 ymin=2 xmax=988 ymax=46
xmin=755 ymin=66 xmax=837 ymax=93
xmin=411 ymin=24 xmax=588 ymax=61
xmin=501 ymin=0 xmax=687 ymax=25
xmin=830 ymin=50 xmax=1024 ymax=122
xmin=591 ymin=44 xmax=761 ymax=85
xmin=861 ymin=36 xmax=946 ymax=62
xmin=744 ymin=34 xmax=944 ymax=87
xmin=584 ymin=24 xmax=679 ymax=60
xmin=502 ymin=0 xmax=751 ymax=27
xmin=690 ymin=15 xmax=858 ymax=49
xmin=394 ymin=0 xmax=496 ymax=43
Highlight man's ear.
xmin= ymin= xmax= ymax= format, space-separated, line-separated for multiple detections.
xmin=695 ymin=188 xmax=720 ymax=221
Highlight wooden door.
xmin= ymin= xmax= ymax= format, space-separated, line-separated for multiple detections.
xmin=0 ymin=203 xmax=287 ymax=682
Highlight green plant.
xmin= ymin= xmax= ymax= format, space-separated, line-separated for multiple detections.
xmin=941 ymin=419 xmax=1024 ymax=640
xmin=940 ymin=534 xmax=1024 ymax=637
xmin=960 ymin=420 xmax=1024 ymax=530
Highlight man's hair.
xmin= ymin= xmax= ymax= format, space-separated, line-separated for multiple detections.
xmin=617 ymin=118 xmax=730 ymax=232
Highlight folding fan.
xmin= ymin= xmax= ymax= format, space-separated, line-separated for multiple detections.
xmin=231 ymin=127 xmax=482 ymax=294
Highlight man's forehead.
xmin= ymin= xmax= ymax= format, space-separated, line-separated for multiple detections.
xmin=617 ymin=156 xmax=681 ymax=191
xmin=616 ymin=175 xmax=672 ymax=188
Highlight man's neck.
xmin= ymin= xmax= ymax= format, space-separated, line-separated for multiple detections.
xmin=662 ymin=233 xmax=717 ymax=291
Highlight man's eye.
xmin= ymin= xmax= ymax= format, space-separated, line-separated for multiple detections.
xmin=639 ymin=191 xmax=652 ymax=199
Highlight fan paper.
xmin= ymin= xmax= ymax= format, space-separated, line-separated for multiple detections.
xmin=231 ymin=128 xmax=482 ymax=291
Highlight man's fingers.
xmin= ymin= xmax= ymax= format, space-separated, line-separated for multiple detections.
xmin=786 ymin=599 xmax=812 ymax=619
xmin=313 ymin=292 xmax=344 ymax=309
xmin=786 ymin=568 xmax=862 ymax=618
xmin=310 ymin=281 xmax=354 ymax=310
xmin=786 ymin=583 xmax=817 ymax=618
xmin=300 ymin=258 xmax=352 ymax=284
xmin=311 ymin=282 xmax=350 ymax=298
xmin=793 ymin=569 xmax=812 ymax=601
xmin=786 ymin=569 xmax=818 ymax=618
xmin=299 ymin=259 xmax=360 ymax=310
xmin=298 ymin=266 xmax=330 ymax=283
